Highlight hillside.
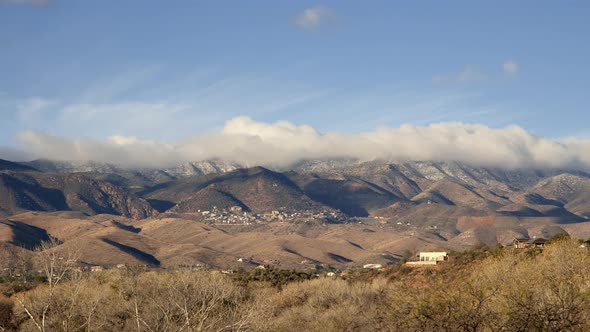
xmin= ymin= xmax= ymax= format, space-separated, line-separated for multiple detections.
xmin=1 ymin=211 xmax=443 ymax=269
xmin=287 ymin=172 xmax=404 ymax=216
xmin=0 ymin=159 xmax=38 ymax=172
xmin=0 ymin=169 xmax=156 ymax=219
xmin=4 ymin=208 xmax=590 ymax=271
xmin=168 ymin=187 xmax=248 ymax=213
xmin=528 ymin=173 xmax=590 ymax=218
xmin=147 ymin=167 xmax=327 ymax=213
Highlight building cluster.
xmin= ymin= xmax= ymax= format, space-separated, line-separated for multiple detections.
xmin=198 ymin=206 xmax=350 ymax=225
xmin=199 ymin=206 xmax=254 ymax=224
xmin=255 ymin=210 xmax=350 ymax=224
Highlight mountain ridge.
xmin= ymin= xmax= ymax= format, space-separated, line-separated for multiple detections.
xmin=4 ymin=158 xmax=590 ymax=222
xmin=3 ymin=158 xmax=590 ymax=269
xmin=0 ymin=159 xmax=157 ymax=219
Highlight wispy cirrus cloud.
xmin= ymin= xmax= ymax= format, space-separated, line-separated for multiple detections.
xmin=293 ymin=5 xmax=335 ymax=31
xmin=8 ymin=67 xmax=333 ymax=141
xmin=432 ymin=65 xmax=487 ymax=84
xmin=434 ymin=60 xmax=521 ymax=84
xmin=0 ymin=0 xmax=50 ymax=5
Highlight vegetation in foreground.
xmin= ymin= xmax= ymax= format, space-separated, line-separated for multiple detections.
xmin=1 ymin=238 xmax=590 ymax=331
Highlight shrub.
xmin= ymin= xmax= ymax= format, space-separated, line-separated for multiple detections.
xmin=0 ymin=297 xmax=14 ymax=329
xmin=8 ymin=238 xmax=590 ymax=331
xmin=547 ymin=232 xmax=571 ymax=244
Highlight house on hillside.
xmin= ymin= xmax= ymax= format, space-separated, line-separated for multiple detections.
xmin=513 ymin=237 xmax=546 ymax=249
xmin=418 ymin=252 xmax=448 ymax=262
xmin=406 ymin=252 xmax=448 ymax=266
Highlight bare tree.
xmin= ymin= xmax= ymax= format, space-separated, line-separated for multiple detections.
xmin=15 ymin=238 xmax=80 ymax=332
xmin=111 ymin=269 xmax=254 ymax=332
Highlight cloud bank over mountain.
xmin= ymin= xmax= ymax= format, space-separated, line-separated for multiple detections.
xmin=5 ymin=116 xmax=590 ymax=171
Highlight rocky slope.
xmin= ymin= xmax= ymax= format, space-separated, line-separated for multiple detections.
xmin=148 ymin=167 xmax=327 ymax=214
xmin=0 ymin=160 xmax=157 ymax=219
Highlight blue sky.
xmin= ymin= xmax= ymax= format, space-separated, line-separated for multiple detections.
xmin=1 ymin=0 xmax=589 ymax=149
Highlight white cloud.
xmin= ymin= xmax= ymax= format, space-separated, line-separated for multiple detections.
xmin=503 ymin=60 xmax=519 ymax=75
xmin=433 ymin=65 xmax=487 ymax=83
xmin=294 ymin=5 xmax=334 ymax=31
xmin=15 ymin=131 xmax=181 ymax=168
xmin=7 ymin=116 xmax=590 ymax=171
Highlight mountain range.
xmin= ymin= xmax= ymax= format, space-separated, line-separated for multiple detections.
xmin=2 ymin=157 xmax=590 ymax=269
xmin=19 ymin=158 xmax=590 ymax=218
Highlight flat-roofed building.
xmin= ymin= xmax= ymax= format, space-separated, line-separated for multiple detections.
xmin=419 ymin=252 xmax=448 ymax=262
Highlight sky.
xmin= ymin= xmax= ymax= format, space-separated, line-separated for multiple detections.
xmin=1 ymin=1 xmax=590 ymax=168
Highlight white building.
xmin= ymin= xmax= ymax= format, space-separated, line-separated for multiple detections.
xmin=418 ymin=252 xmax=448 ymax=262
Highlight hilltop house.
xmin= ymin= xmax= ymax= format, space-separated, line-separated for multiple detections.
xmin=513 ymin=237 xmax=546 ymax=249
xmin=406 ymin=252 xmax=449 ymax=266
xmin=419 ymin=252 xmax=448 ymax=262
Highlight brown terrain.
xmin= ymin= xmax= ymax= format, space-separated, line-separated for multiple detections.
xmin=2 ymin=158 xmax=590 ymax=269
xmin=0 ymin=211 xmax=436 ymax=269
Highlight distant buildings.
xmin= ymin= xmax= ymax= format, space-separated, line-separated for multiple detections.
xmin=229 ymin=206 xmax=243 ymax=213
xmin=195 ymin=206 xmax=349 ymax=225
xmin=513 ymin=237 xmax=546 ymax=249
